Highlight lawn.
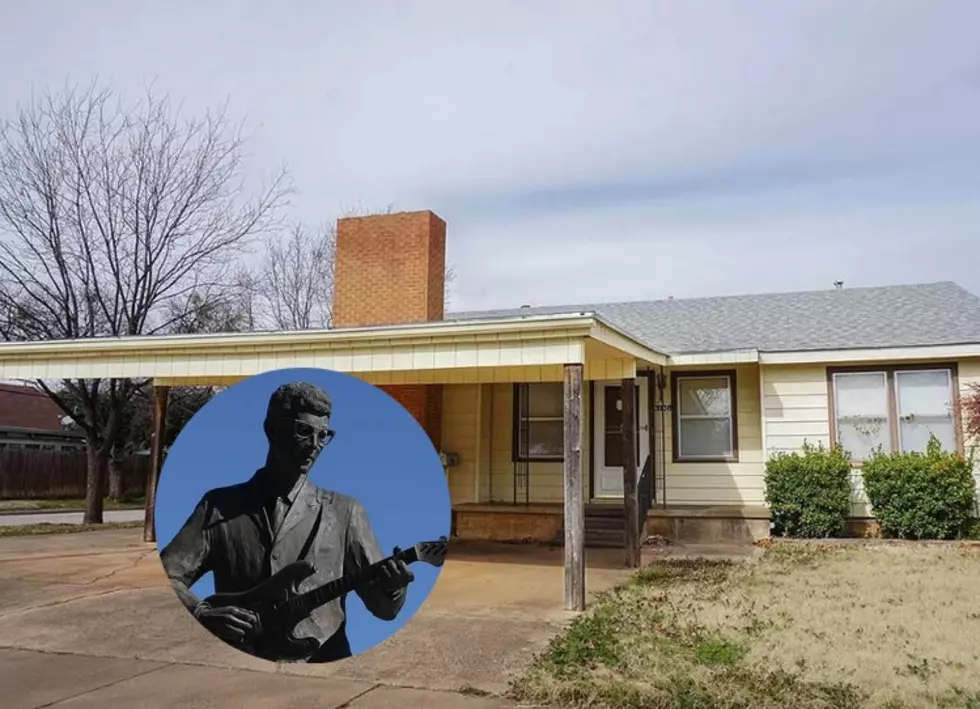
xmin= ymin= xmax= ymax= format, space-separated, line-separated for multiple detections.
xmin=0 ymin=497 xmax=146 ymax=512
xmin=512 ymin=541 xmax=980 ymax=709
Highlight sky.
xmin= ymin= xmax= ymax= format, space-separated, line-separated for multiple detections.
xmin=154 ymin=367 xmax=451 ymax=658
xmin=1 ymin=1 xmax=979 ymax=311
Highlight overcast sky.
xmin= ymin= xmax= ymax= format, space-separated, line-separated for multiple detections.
xmin=2 ymin=1 xmax=978 ymax=312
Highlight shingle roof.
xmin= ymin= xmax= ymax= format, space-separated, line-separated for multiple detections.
xmin=447 ymin=282 xmax=980 ymax=355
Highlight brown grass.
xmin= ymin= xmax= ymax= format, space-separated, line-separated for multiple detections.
xmin=513 ymin=541 xmax=980 ymax=709
xmin=0 ymin=521 xmax=144 ymax=537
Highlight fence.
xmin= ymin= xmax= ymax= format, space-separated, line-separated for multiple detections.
xmin=0 ymin=448 xmax=149 ymax=499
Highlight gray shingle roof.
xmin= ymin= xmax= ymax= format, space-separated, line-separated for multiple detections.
xmin=447 ymin=282 xmax=980 ymax=355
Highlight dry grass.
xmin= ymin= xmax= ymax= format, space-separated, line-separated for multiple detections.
xmin=0 ymin=497 xmax=145 ymax=511
xmin=0 ymin=521 xmax=144 ymax=537
xmin=512 ymin=541 xmax=980 ymax=709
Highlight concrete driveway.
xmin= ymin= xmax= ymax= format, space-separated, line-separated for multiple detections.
xmin=0 ymin=529 xmax=646 ymax=708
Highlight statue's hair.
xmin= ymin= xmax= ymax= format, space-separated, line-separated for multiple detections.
xmin=265 ymin=381 xmax=332 ymax=422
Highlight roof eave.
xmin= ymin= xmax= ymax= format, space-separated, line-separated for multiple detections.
xmin=758 ymin=342 xmax=980 ymax=365
xmin=0 ymin=311 xmax=601 ymax=357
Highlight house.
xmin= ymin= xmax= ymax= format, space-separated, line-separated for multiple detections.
xmin=0 ymin=383 xmax=86 ymax=451
xmin=0 ymin=209 xmax=978 ymax=609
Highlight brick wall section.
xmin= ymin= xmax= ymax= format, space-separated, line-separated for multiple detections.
xmin=332 ymin=210 xmax=447 ymax=448
xmin=0 ymin=384 xmax=65 ymax=430
xmin=332 ymin=210 xmax=446 ymax=328
xmin=377 ymin=384 xmax=443 ymax=451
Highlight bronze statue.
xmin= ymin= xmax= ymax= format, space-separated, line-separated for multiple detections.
xmin=160 ymin=381 xmax=445 ymax=663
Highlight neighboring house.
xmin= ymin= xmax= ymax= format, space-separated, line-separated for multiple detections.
xmin=0 ymin=383 xmax=86 ymax=452
xmin=0 ymin=210 xmax=978 ymax=551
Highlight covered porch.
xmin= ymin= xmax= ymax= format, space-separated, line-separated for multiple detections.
xmin=0 ymin=311 xmax=674 ymax=611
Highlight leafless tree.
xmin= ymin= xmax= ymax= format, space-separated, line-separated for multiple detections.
xmin=0 ymin=81 xmax=289 ymax=522
xmin=259 ymin=222 xmax=335 ymax=330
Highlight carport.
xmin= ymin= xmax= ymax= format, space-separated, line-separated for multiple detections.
xmin=0 ymin=311 xmax=667 ymax=610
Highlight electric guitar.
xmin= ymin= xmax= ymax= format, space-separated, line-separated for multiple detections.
xmin=200 ymin=537 xmax=449 ymax=661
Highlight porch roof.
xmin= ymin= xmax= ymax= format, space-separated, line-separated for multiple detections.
xmin=0 ymin=311 xmax=668 ymax=386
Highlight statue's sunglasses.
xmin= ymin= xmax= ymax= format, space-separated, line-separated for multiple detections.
xmin=287 ymin=419 xmax=335 ymax=446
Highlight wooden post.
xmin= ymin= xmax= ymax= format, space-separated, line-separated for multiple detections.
xmin=144 ymin=385 xmax=169 ymax=544
xmin=563 ymin=363 xmax=585 ymax=611
xmin=622 ymin=377 xmax=640 ymax=568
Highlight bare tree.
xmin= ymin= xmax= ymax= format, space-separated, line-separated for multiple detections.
xmin=0 ymin=81 xmax=288 ymax=522
xmin=259 ymin=222 xmax=335 ymax=330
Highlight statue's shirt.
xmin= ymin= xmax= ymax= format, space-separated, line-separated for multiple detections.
xmin=159 ymin=469 xmax=403 ymax=662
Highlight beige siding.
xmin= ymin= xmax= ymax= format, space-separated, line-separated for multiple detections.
xmin=442 ymin=357 xmax=980 ymax=514
xmin=439 ymin=381 xmax=592 ymax=506
xmin=486 ymin=383 xmax=592 ymax=504
xmin=959 ymin=359 xmax=980 ymax=505
xmin=0 ymin=333 xmax=592 ymax=381
xmin=661 ymin=364 xmax=765 ymax=506
xmin=762 ymin=365 xmax=831 ymax=453
xmin=759 ymin=364 xmax=867 ymax=513
xmin=441 ymin=384 xmax=481 ymax=505
xmin=762 ymin=358 xmax=980 ymax=518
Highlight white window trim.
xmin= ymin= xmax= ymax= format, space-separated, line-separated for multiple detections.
xmin=893 ymin=368 xmax=955 ymax=454
xmin=830 ymin=366 xmax=958 ymax=459
xmin=675 ymin=374 xmax=736 ymax=461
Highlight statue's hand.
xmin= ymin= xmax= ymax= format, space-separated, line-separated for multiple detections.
xmin=194 ymin=603 xmax=260 ymax=645
xmin=377 ymin=547 xmax=414 ymax=593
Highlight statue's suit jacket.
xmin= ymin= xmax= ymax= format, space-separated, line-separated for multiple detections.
xmin=160 ymin=470 xmax=404 ymax=662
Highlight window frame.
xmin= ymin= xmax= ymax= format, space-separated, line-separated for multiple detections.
xmin=827 ymin=362 xmax=962 ymax=463
xmin=512 ymin=382 xmax=565 ymax=463
xmin=670 ymin=370 xmax=740 ymax=464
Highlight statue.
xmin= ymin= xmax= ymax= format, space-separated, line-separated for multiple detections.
xmin=159 ymin=381 xmax=426 ymax=663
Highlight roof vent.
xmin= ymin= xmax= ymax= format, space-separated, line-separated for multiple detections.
xmin=833 ymin=280 xmax=844 ymax=290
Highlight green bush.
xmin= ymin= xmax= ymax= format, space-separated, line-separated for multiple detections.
xmin=764 ymin=442 xmax=853 ymax=538
xmin=861 ymin=435 xmax=977 ymax=540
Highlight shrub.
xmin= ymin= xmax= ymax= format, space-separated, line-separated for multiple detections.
xmin=764 ymin=442 xmax=853 ymax=538
xmin=861 ymin=435 xmax=977 ymax=540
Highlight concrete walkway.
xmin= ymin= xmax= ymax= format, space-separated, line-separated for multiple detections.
xmin=0 ymin=529 xmax=702 ymax=708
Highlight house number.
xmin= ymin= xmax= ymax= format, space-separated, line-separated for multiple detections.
xmin=653 ymin=404 xmax=673 ymax=412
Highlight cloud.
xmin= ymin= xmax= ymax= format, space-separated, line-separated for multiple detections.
xmin=1 ymin=0 xmax=978 ymax=312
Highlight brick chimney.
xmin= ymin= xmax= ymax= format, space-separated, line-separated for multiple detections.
xmin=332 ymin=210 xmax=446 ymax=449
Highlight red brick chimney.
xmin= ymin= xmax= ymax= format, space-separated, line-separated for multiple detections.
xmin=332 ymin=210 xmax=446 ymax=449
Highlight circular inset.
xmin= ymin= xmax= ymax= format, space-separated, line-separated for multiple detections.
xmin=154 ymin=368 xmax=451 ymax=664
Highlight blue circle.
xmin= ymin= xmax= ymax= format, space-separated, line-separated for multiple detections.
xmin=154 ymin=367 xmax=451 ymax=658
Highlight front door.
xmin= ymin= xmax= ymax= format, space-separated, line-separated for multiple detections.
xmin=593 ymin=379 xmax=649 ymax=498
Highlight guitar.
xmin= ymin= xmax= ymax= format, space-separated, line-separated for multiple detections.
xmin=200 ymin=537 xmax=449 ymax=661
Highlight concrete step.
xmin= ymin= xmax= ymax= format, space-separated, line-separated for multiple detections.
xmin=583 ymin=517 xmax=626 ymax=531
xmin=583 ymin=505 xmax=626 ymax=518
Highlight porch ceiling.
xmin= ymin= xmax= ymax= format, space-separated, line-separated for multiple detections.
xmin=0 ymin=312 xmax=667 ymax=386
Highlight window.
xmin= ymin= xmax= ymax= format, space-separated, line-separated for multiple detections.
xmin=830 ymin=366 xmax=957 ymax=461
xmin=672 ymin=372 xmax=738 ymax=461
xmin=513 ymin=382 xmax=564 ymax=461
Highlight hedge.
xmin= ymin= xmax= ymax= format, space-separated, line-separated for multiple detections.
xmin=764 ymin=442 xmax=853 ymax=538
xmin=861 ymin=436 xmax=976 ymax=540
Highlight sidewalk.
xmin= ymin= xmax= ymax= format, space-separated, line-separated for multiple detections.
xmin=2 ymin=647 xmax=516 ymax=709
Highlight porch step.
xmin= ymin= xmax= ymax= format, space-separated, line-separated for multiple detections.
xmin=559 ymin=504 xmax=629 ymax=548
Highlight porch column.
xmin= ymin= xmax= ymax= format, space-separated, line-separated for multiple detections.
xmin=563 ymin=363 xmax=585 ymax=611
xmin=621 ymin=377 xmax=640 ymax=568
xmin=143 ymin=385 xmax=169 ymax=544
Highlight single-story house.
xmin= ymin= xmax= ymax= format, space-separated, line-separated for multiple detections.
xmin=1 ymin=209 xmax=979 ymax=609
xmin=0 ymin=383 xmax=86 ymax=451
